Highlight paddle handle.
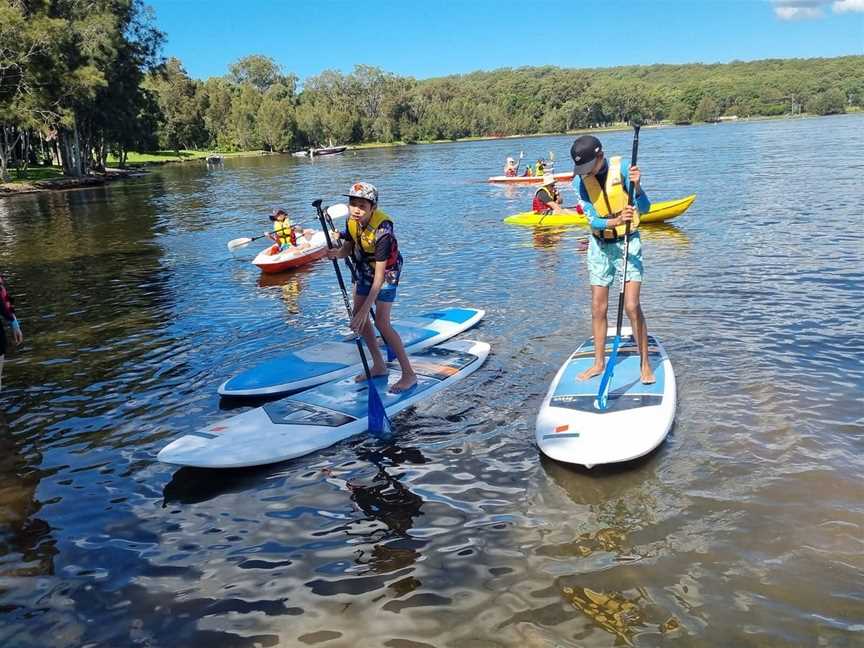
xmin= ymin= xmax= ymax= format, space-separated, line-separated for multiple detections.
xmin=314 ymin=200 xmax=375 ymax=381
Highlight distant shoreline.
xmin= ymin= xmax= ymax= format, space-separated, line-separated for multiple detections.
xmin=1 ymin=112 xmax=855 ymax=199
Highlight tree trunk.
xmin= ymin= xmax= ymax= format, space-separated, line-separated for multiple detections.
xmin=0 ymin=126 xmax=10 ymax=182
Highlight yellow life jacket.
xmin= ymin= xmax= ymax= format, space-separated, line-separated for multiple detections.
xmin=272 ymin=218 xmax=295 ymax=246
xmin=347 ymin=209 xmax=393 ymax=268
xmin=535 ymin=162 xmax=545 ymax=175
xmin=582 ymin=155 xmax=640 ymax=239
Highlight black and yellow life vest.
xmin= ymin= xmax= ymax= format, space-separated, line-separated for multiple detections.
xmin=582 ymin=155 xmax=640 ymax=239
xmin=347 ymin=209 xmax=396 ymax=269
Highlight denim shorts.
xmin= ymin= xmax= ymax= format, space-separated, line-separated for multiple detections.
xmin=587 ymin=231 xmax=644 ymax=287
xmin=356 ymin=281 xmax=398 ymax=303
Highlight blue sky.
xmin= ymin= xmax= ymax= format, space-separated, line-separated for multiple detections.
xmin=148 ymin=0 xmax=864 ymax=81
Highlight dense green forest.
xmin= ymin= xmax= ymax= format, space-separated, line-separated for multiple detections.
xmin=2 ymin=0 xmax=863 ymax=180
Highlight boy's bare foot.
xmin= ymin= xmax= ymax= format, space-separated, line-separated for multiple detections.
xmin=355 ymin=366 xmax=388 ymax=383
xmin=578 ymin=364 xmax=604 ymax=381
xmin=640 ymin=364 xmax=656 ymax=385
xmin=389 ymin=372 xmax=417 ymax=394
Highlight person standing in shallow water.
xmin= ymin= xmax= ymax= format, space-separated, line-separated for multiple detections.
xmin=0 ymin=274 xmax=24 ymax=392
xmin=326 ymin=182 xmax=417 ymax=394
xmin=570 ymin=135 xmax=655 ymax=385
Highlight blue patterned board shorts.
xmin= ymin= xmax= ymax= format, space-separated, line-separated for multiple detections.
xmin=587 ymin=232 xmax=644 ymax=287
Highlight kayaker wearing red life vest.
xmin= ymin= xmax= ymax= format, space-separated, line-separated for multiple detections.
xmin=326 ymin=182 xmax=417 ymax=394
xmin=532 ymin=174 xmax=564 ymax=214
xmin=0 ymin=274 xmax=23 ymax=393
xmin=570 ymin=134 xmax=655 ymax=385
xmin=504 ymin=157 xmax=518 ymax=177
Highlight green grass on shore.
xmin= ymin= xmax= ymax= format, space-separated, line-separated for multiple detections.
xmin=2 ymin=166 xmax=64 ymax=184
xmin=106 ymin=150 xmax=265 ymax=164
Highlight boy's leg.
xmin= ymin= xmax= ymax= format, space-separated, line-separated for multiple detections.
xmin=623 ymin=281 xmax=655 ymax=384
xmin=578 ymin=285 xmax=610 ymax=380
xmin=352 ymin=292 xmax=388 ymax=382
xmin=372 ymin=300 xmax=417 ymax=394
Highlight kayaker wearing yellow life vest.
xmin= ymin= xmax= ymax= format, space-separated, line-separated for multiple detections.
xmin=570 ymin=135 xmax=655 ymax=385
xmin=535 ymin=159 xmax=546 ymax=176
xmin=269 ymin=209 xmax=298 ymax=249
xmin=532 ymin=174 xmax=564 ymax=214
xmin=326 ymin=182 xmax=416 ymax=394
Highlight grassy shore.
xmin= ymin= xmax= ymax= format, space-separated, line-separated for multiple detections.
xmin=106 ymin=150 xmax=265 ymax=165
xmin=2 ymin=166 xmax=65 ymax=184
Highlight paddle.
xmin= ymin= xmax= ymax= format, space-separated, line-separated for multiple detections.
xmin=595 ymin=123 xmax=641 ymax=411
xmin=313 ymin=199 xmax=392 ymax=436
xmin=227 ymin=204 xmax=349 ymax=251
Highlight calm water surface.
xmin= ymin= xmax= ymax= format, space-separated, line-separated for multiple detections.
xmin=1 ymin=115 xmax=862 ymax=647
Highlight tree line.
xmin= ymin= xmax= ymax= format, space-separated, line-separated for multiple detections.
xmin=2 ymin=0 xmax=863 ymax=180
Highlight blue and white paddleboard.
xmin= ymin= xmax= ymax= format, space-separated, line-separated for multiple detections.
xmin=218 ymin=307 xmax=485 ymax=397
xmin=536 ymin=327 xmax=676 ymax=467
xmin=160 ymin=339 xmax=490 ymax=468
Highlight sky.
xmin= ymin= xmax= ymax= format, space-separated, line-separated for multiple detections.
xmin=147 ymin=0 xmax=864 ymax=81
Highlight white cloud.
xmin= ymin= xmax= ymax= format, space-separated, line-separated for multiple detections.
xmin=771 ymin=0 xmax=864 ymax=19
xmin=832 ymin=0 xmax=864 ymax=13
xmin=772 ymin=0 xmax=829 ymax=20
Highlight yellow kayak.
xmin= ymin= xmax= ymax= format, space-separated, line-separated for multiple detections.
xmin=504 ymin=194 xmax=696 ymax=227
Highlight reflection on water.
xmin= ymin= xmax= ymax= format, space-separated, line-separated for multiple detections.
xmin=1 ymin=115 xmax=863 ymax=646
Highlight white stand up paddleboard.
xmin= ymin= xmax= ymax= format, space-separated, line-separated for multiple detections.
xmin=218 ymin=307 xmax=485 ymax=397
xmin=536 ymin=327 xmax=676 ymax=467
xmin=160 ymin=339 xmax=490 ymax=468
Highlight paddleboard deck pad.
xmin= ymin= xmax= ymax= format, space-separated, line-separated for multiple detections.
xmin=536 ymin=327 xmax=676 ymax=467
xmin=218 ymin=307 xmax=485 ymax=397
xmin=160 ymin=339 xmax=490 ymax=468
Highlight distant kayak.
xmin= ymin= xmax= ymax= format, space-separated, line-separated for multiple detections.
xmin=251 ymin=231 xmax=328 ymax=273
xmin=488 ymin=171 xmax=574 ymax=184
xmin=504 ymin=194 xmax=696 ymax=227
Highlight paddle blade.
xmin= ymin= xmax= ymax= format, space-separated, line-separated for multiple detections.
xmin=385 ymin=345 xmax=396 ymax=362
xmin=367 ymin=382 xmax=392 ymax=437
xmin=326 ymin=203 xmax=350 ymax=220
xmin=595 ymin=335 xmax=621 ymax=411
xmin=227 ymin=237 xmax=253 ymax=251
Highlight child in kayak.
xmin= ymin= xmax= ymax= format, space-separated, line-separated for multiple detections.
xmin=326 ymin=182 xmax=417 ymax=394
xmin=532 ymin=175 xmax=564 ymax=214
xmin=504 ymin=157 xmax=518 ymax=177
xmin=570 ymin=134 xmax=655 ymax=384
xmin=0 ymin=274 xmax=24 ymax=392
xmin=270 ymin=209 xmax=312 ymax=251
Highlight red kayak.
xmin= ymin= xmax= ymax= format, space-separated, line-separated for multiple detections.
xmin=487 ymin=171 xmax=574 ymax=184
xmin=252 ymin=231 xmax=328 ymax=273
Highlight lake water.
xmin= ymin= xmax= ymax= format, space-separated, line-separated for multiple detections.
xmin=1 ymin=114 xmax=862 ymax=647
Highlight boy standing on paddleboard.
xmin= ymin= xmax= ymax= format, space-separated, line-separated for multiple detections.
xmin=326 ymin=182 xmax=417 ymax=394
xmin=570 ymin=135 xmax=655 ymax=384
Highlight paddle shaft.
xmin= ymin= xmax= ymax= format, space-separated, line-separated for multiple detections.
xmin=314 ymin=201 xmax=375 ymax=383
xmin=613 ymin=124 xmax=640 ymax=335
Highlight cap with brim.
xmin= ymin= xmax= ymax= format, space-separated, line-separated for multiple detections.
xmin=344 ymin=181 xmax=378 ymax=204
xmin=570 ymin=135 xmax=602 ymax=175
xmin=542 ymin=174 xmax=556 ymax=186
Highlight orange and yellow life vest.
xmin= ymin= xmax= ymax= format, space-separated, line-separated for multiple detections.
xmin=581 ymin=155 xmax=640 ymax=239
xmin=272 ymin=218 xmax=297 ymax=247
